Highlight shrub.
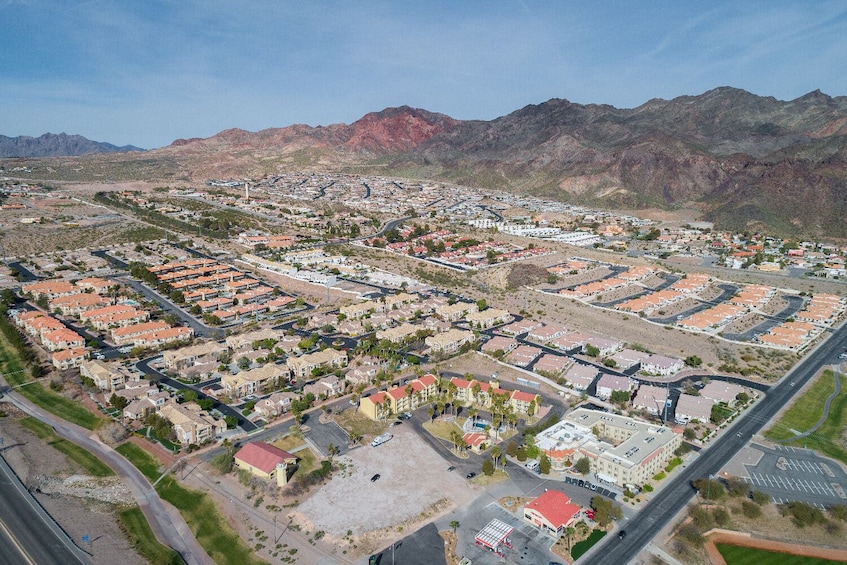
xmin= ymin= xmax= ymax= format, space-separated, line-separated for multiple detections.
xmin=750 ymin=490 xmax=770 ymax=506
xmin=782 ymin=501 xmax=825 ymax=528
xmin=741 ymin=500 xmax=762 ymax=518
xmin=713 ymin=507 xmax=730 ymax=526
xmin=830 ymin=504 xmax=847 ymax=522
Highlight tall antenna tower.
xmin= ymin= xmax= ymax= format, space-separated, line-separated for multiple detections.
xmin=244 ymin=182 xmax=250 ymax=202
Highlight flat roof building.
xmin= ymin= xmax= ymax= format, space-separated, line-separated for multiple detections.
xmin=534 ymin=408 xmax=682 ymax=487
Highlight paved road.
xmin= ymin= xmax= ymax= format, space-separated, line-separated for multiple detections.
xmin=136 ymin=356 xmax=259 ymax=433
xmin=1 ymin=390 xmax=214 ymax=565
xmin=6 ymin=261 xmax=39 ymax=282
xmin=598 ymin=320 xmax=847 ymax=564
xmin=0 ymin=451 xmax=89 ymax=565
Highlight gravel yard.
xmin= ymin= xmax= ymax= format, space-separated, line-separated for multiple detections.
xmin=294 ymin=425 xmax=476 ymax=541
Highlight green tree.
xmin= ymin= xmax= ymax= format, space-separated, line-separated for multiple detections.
xmin=539 ymin=453 xmax=551 ymax=474
xmin=684 ymin=355 xmax=702 ymax=367
xmin=575 ymin=457 xmax=591 ymax=475
xmin=610 ymin=390 xmax=631 ymax=405
xmin=237 ymin=356 xmax=251 ymax=370
xmin=490 ymin=446 xmax=502 ymax=469
xmin=506 ymin=440 xmax=518 ymax=458
xmin=693 ymin=477 xmax=726 ymax=501
xmin=585 ymin=344 xmax=600 ymax=357
xmin=482 ymin=458 xmax=494 ymax=476
xmin=109 ymin=393 xmax=129 ymax=412
xmin=590 ymin=496 xmax=623 ymax=526
xmin=224 ymin=415 xmax=237 ymax=429
xmin=197 ymin=398 xmax=215 ymax=411
xmin=449 ymin=520 xmax=460 ymax=534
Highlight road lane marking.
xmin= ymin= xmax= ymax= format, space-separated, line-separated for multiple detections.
xmin=0 ymin=519 xmax=37 ymax=565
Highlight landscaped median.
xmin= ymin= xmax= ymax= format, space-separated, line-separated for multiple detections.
xmin=765 ymin=368 xmax=847 ymax=465
xmin=20 ymin=417 xmax=113 ymax=476
xmin=116 ymin=442 xmax=269 ymax=565
xmin=117 ymin=506 xmax=184 ymax=565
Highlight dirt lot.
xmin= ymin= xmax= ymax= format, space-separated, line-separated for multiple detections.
xmin=179 ymin=423 xmax=478 ymax=563
xmin=294 ymin=425 xmax=477 ymax=552
xmin=0 ymin=409 xmax=145 ymax=565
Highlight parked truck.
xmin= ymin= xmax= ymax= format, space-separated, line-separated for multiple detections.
xmin=371 ymin=432 xmax=393 ymax=447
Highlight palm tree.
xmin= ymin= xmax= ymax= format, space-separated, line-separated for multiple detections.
xmin=450 ymin=520 xmax=460 ymax=534
xmin=490 ymin=446 xmax=502 ymax=470
xmin=451 ymin=429 xmax=466 ymax=455
xmin=566 ymin=526 xmax=576 ymax=553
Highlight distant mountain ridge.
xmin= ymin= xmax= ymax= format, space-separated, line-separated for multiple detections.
xmin=0 ymin=132 xmax=143 ymax=157
xmin=11 ymin=88 xmax=847 ymax=238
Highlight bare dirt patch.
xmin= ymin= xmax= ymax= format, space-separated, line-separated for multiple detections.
xmin=0 ymin=410 xmax=145 ymax=565
xmin=293 ymin=425 xmax=477 ymax=553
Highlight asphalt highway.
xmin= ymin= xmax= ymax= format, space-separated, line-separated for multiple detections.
xmin=596 ymin=321 xmax=847 ymax=564
xmin=0 ymin=452 xmax=89 ymax=565
xmin=1 ymin=392 xmax=215 ymax=565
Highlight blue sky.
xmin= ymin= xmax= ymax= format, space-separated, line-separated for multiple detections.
xmin=2 ymin=1 xmax=846 ymax=149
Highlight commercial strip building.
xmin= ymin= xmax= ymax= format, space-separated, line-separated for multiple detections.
xmin=534 ymin=408 xmax=682 ymax=487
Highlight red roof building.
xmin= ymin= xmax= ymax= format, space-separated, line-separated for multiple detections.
xmin=523 ymin=490 xmax=582 ymax=535
xmin=234 ymin=442 xmax=297 ymax=482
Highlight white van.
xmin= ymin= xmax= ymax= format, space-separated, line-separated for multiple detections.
xmin=526 ymin=459 xmax=540 ymax=472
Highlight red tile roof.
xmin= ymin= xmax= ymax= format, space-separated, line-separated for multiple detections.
xmin=234 ymin=442 xmax=296 ymax=474
xmin=525 ymin=490 xmax=581 ymax=529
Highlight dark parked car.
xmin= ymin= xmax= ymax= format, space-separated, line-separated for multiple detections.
xmin=466 ymin=472 xmax=477 ymax=479
xmin=371 ymin=474 xmax=381 ymax=482
xmin=447 ymin=466 xmax=456 ymax=472
xmin=618 ymin=530 xmax=627 ymax=539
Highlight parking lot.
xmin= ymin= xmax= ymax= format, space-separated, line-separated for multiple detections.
xmin=563 ymin=475 xmax=619 ymax=499
xmin=740 ymin=444 xmax=847 ymax=507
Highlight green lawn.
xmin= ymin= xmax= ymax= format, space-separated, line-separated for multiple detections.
xmin=116 ymin=442 xmax=268 ymax=565
xmin=0 ymin=337 xmax=104 ymax=430
xmin=271 ymin=432 xmax=307 ymax=452
xmin=116 ymin=442 xmax=162 ymax=481
xmin=290 ymin=446 xmax=320 ymax=480
xmin=571 ymin=529 xmax=607 ymax=560
xmin=19 ymin=417 xmax=113 ymax=476
xmin=717 ymin=543 xmax=846 ymax=564
xmin=117 ymin=506 xmax=184 ymax=565
xmin=764 ymin=370 xmax=847 ymax=465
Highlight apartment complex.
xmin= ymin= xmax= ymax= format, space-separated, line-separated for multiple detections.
xmin=534 ymin=408 xmax=682 ymax=486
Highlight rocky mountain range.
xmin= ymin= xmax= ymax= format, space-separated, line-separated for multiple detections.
xmin=0 ymin=132 xmax=143 ymax=158
xmin=6 ymin=88 xmax=847 ymax=238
